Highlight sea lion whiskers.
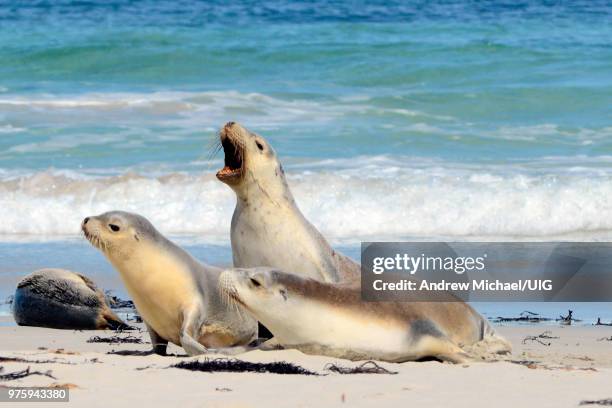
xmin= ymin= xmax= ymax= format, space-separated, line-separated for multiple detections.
xmin=232 ymin=294 xmax=248 ymax=321
xmin=205 ymin=137 xmax=223 ymax=162
xmin=217 ymin=272 xmax=250 ymax=319
xmin=82 ymin=227 xmax=112 ymax=254
xmin=218 ymin=273 xmax=235 ymax=309
xmin=227 ymin=282 xmax=248 ymax=319
xmin=81 ymin=227 xmax=99 ymax=249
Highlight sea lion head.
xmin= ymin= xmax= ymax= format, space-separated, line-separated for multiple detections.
xmin=81 ymin=211 xmax=160 ymax=260
xmin=219 ymin=268 xmax=361 ymax=344
xmin=216 ymin=122 xmax=288 ymax=198
xmin=219 ymin=268 xmax=297 ymax=321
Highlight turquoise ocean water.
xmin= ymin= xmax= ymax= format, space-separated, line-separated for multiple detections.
xmin=0 ymin=1 xmax=611 ymax=321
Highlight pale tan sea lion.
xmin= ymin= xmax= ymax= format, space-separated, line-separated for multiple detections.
xmin=82 ymin=211 xmax=257 ymax=356
xmin=216 ymin=121 xmax=359 ymax=284
xmin=219 ymin=268 xmax=512 ymax=363
xmin=13 ymin=268 xmax=127 ymax=330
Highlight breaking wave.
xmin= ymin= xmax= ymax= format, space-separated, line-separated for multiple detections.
xmin=3 ymin=157 xmax=612 ymax=242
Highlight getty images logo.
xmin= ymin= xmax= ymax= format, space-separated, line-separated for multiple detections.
xmin=371 ymin=253 xmax=487 ymax=275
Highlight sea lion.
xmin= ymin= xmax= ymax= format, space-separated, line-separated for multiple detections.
xmin=216 ymin=121 xmax=359 ymax=284
xmin=82 ymin=211 xmax=257 ymax=356
xmin=13 ymin=268 xmax=127 ymax=330
xmin=219 ymin=268 xmax=512 ymax=363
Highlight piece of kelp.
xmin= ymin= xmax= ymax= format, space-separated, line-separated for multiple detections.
xmin=521 ymin=331 xmax=559 ymax=346
xmin=595 ymin=318 xmax=612 ymax=326
xmin=171 ymin=358 xmax=318 ymax=375
xmin=556 ymin=310 xmax=582 ymax=324
xmin=107 ymin=349 xmax=154 ymax=356
xmin=107 ymin=349 xmax=187 ymax=357
xmin=87 ymin=335 xmax=143 ymax=344
xmin=491 ymin=311 xmax=552 ymax=323
xmin=580 ymin=399 xmax=612 ymax=406
xmin=0 ymin=366 xmax=56 ymax=381
xmin=325 ymin=361 xmax=398 ymax=375
xmin=0 ymin=356 xmax=75 ymax=365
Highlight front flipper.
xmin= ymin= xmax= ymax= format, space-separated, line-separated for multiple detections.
xmin=180 ymin=306 xmax=208 ymax=356
xmin=180 ymin=334 xmax=208 ymax=356
xmin=416 ymin=336 xmax=473 ymax=364
xmin=180 ymin=306 xmax=256 ymax=356
xmin=181 ymin=329 xmax=253 ymax=356
xmin=436 ymin=349 xmax=472 ymax=364
xmin=146 ymin=323 xmax=168 ymax=356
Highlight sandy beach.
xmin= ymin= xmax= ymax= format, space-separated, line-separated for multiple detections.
xmin=1 ymin=316 xmax=610 ymax=407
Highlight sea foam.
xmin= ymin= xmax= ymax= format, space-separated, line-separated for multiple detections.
xmin=2 ymin=159 xmax=612 ymax=242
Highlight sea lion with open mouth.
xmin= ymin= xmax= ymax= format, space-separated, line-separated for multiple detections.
xmin=82 ymin=211 xmax=257 ymax=356
xmin=219 ymin=268 xmax=512 ymax=363
xmin=216 ymin=122 xmax=359 ymax=284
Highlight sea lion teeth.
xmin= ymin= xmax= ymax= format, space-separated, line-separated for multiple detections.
xmin=216 ymin=123 xmax=244 ymax=183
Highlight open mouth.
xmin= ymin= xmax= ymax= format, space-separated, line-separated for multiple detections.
xmin=216 ymin=135 xmax=244 ymax=183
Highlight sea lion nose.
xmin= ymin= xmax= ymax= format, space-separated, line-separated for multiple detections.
xmin=225 ymin=121 xmax=235 ymax=129
xmin=82 ymin=217 xmax=89 ymax=225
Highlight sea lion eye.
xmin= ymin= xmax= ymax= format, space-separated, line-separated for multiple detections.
xmin=250 ymin=277 xmax=262 ymax=287
xmin=255 ymin=141 xmax=264 ymax=151
xmin=109 ymin=224 xmax=120 ymax=232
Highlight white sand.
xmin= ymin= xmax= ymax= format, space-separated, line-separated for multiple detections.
xmin=1 ymin=316 xmax=611 ymax=408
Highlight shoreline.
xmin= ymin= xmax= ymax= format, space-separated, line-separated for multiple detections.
xmin=1 ymin=239 xmax=611 ymax=323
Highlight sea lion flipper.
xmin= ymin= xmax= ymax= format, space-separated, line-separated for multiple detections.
xmin=76 ymin=273 xmax=99 ymax=293
xmin=435 ymin=349 xmax=472 ymax=364
xmin=146 ymin=323 xmax=168 ymax=356
xmin=180 ymin=307 xmax=208 ymax=356
xmin=180 ymin=334 xmax=207 ymax=356
xmin=100 ymin=309 xmax=130 ymax=331
xmin=415 ymin=335 xmax=472 ymax=364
